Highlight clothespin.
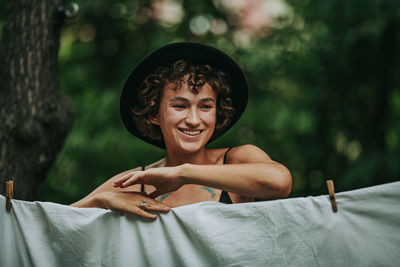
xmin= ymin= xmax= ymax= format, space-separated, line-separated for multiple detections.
xmin=6 ymin=180 xmax=13 ymax=211
xmin=326 ymin=180 xmax=338 ymax=212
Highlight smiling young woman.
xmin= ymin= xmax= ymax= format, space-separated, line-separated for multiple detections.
xmin=71 ymin=42 xmax=292 ymax=219
xmin=156 ymin=80 xmax=217 ymax=155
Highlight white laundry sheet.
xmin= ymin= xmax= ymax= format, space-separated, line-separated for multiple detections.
xmin=1 ymin=182 xmax=399 ymax=267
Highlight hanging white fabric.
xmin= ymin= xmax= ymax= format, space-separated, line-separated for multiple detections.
xmin=1 ymin=182 xmax=399 ymax=266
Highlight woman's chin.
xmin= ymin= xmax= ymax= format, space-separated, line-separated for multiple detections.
xmin=173 ymin=140 xmax=206 ymax=154
xmin=180 ymin=143 xmax=204 ymax=153
xmin=165 ymin=132 xmax=214 ymax=153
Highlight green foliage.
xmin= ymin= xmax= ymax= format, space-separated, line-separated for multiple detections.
xmin=2 ymin=0 xmax=399 ymax=203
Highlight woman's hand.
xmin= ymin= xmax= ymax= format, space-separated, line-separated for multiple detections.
xmin=89 ymin=191 xmax=171 ymax=220
xmin=113 ymin=166 xmax=185 ymax=198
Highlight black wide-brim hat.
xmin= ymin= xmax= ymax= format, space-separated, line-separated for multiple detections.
xmin=120 ymin=42 xmax=248 ymax=149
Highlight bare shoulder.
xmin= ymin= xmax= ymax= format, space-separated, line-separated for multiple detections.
xmin=226 ymin=144 xmax=272 ymax=164
xmin=146 ymin=158 xmax=166 ymax=169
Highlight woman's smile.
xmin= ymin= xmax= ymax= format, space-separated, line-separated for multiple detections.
xmin=179 ymin=129 xmax=203 ymax=136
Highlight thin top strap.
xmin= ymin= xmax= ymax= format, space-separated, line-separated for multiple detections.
xmin=223 ymin=147 xmax=232 ymax=164
xmin=141 ymin=166 xmax=145 ymax=193
xmin=220 ymin=147 xmax=233 ymax=204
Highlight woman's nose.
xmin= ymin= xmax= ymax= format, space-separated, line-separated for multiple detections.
xmin=185 ymin=108 xmax=200 ymax=127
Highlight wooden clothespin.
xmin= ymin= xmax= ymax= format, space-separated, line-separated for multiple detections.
xmin=326 ymin=180 xmax=338 ymax=212
xmin=6 ymin=180 xmax=13 ymax=211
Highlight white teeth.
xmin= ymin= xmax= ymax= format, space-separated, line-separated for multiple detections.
xmin=181 ymin=130 xmax=201 ymax=136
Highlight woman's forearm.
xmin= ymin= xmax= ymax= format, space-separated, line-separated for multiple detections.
xmin=179 ymin=162 xmax=292 ymax=199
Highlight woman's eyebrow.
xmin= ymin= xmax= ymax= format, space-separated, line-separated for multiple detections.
xmin=170 ymin=97 xmax=189 ymax=102
xmin=170 ymin=97 xmax=215 ymax=103
xmin=199 ymin=98 xmax=215 ymax=103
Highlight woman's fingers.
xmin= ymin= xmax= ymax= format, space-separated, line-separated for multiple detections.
xmin=113 ymin=172 xmax=134 ymax=186
xmin=123 ymin=205 xmax=158 ymax=220
xmin=121 ymin=175 xmax=141 ymax=187
xmin=113 ymin=173 xmax=131 ymax=187
xmin=121 ymin=200 xmax=170 ymax=219
xmin=142 ymin=202 xmax=171 ymax=213
xmin=99 ymin=191 xmax=170 ymax=219
xmin=138 ymin=195 xmax=171 ymax=209
xmin=113 ymin=172 xmax=141 ymax=187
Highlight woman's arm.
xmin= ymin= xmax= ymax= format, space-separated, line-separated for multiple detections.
xmin=114 ymin=145 xmax=292 ymax=200
xmin=71 ymin=168 xmax=171 ymax=219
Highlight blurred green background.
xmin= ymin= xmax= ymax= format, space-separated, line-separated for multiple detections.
xmin=2 ymin=0 xmax=400 ymax=204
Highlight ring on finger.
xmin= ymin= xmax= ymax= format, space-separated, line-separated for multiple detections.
xmin=140 ymin=201 xmax=146 ymax=209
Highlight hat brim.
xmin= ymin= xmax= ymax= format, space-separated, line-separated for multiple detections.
xmin=120 ymin=42 xmax=248 ymax=149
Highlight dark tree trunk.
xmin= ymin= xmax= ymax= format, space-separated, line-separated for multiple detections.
xmin=0 ymin=0 xmax=74 ymax=200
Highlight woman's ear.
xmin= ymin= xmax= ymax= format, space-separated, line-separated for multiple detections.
xmin=149 ymin=116 xmax=159 ymax=125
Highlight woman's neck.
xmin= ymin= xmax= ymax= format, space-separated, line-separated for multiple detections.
xmin=165 ymin=148 xmax=209 ymax=166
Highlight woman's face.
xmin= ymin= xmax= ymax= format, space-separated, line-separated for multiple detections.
xmin=155 ymin=80 xmax=217 ymax=153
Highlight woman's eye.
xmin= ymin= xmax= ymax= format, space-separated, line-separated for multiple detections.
xmin=173 ymin=105 xmax=185 ymax=108
xmin=201 ymin=105 xmax=212 ymax=109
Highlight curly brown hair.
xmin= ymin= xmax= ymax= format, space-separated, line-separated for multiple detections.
xmin=132 ymin=60 xmax=235 ymax=141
